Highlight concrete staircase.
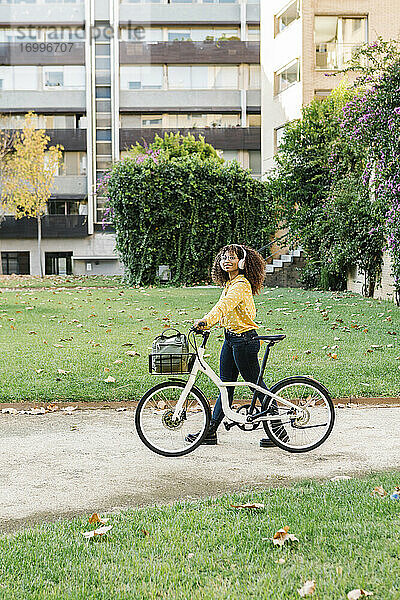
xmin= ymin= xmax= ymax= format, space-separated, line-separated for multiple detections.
xmin=264 ymin=248 xmax=304 ymax=287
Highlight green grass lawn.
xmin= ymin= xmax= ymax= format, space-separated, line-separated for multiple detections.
xmin=1 ymin=472 xmax=399 ymax=599
xmin=0 ymin=277 xmax=400 ymax=402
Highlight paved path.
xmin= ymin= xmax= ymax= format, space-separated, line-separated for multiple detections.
xmin=1 ymin=407 xmax=400 ymax=534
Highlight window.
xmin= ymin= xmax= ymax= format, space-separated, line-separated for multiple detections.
xmin=249 ymin=65 xmax=261 ymax=89
xmin=45 ymin=253 xmax=72 ymax=276
xmin=275 ymin=1 xmax=300 ymax=35
xmin=48 ymin=200 xmax=80 ymax=215
xmin=44 ymin=66 xmax=85 ymax=89
xmin=220 ymin=150 xmax=239 ymax=162
xmin=168 ymin=65 xmax=238 ymax=89
xmin=248 ymin=27 xmax=260 ymax=42
xmin=168 ymin=31 xmax=191 ymax=42
xmin=249 ymin=150 xmax=261 ymax=175
xmin=168 ymin=65 xmax=208 ymax=89
xmin=248 ymin=114 xmax=261 ymax=127
xmin=120 ymin=65 xmax=163 ymax=89
xmin=315 ymin=16 xmax=367 ymax=69
xmin=45 ymin=71 xmax=64 ymax=87
xmin=60 ymin=152 xmax=87 ymax=176
xmin=1 ymin=252 xmax=30 ymax=275
xmin=142 ymin=116 xmax=162 ymax=127
xmin=0 ymin=66 xmax=38 ymax=90
xmin=167 ymin=27 xmax=239 ymax=42
xmin=274 ymin=125 xmax=287 ymax=152
xmin=275 ymin=60 xmax=300 ymax=94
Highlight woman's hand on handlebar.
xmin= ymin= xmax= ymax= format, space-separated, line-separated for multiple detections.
xmin=193 ymin=319 xmax=207 ymax=333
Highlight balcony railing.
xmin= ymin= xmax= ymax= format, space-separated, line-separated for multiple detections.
xmin=120 ymin=40 xmax=259 ymax=64
xmin=315 ymin=42 xmax=364 ymax=70
xmin=120 ymin=127 xmax=260 ymax=150
xmin=0 ymin=215 xmax=88 ymax=239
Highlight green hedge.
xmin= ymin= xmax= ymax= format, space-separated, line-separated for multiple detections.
xmin=107 ymin=154 xmax=277 ymax=285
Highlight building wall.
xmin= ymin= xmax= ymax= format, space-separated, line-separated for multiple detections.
xmin=347 ymin=252 xmax=396 ymax=302
xmin=261 ymin=0 xmax=302 ymax=173
xmin=1 ymin=232 xmax=123 ymax=276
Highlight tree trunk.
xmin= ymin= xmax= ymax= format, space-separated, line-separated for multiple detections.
xmin=37 ymin=215 xmax=43 ymax=278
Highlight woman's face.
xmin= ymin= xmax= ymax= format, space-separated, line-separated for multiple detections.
xmin=220 ymin=250 xmax=239 ymax=273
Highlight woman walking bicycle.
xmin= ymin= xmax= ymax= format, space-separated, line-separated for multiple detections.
xmin=186 ymin=243 xmax=284 ymax=447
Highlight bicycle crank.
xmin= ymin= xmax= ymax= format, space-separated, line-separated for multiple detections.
xmin=234 ymin=404 xmax=261 ymax=431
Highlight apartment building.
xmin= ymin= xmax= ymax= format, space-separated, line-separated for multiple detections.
xmin=261 ymin=0 xmax=400 ymax=173
xmin=0 ymin=0 xmax=260 ymax=276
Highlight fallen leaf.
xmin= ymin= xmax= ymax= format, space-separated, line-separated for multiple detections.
xmin=330 ymin=475 xmax=352 ymax=481
xmin=116 ymin=407 xmax=127 ymax=412
xmin=347 ymin=590 xmax=373 ymax=599
xmin=272 ymin=526 xmax=299 ymax=546
xmin=1 ymin=407 xmax=18 ymax=414
xmin=275 ymin=557 xmax=286 ymax=564
xmin=82 ymin=525 xmax=113 ymax=539
xmin=371 ymin=486 xmax=387 ymax=497
xmin=126 ymin=350 xmax=140 ymax=357
xmin=336 ymin=566 xmax=343 ymax=575
xmin=114 ymin=359 xmax=123 ymax=364
xmin=231 ymin=503 xmax=265 ymax=510
xmin=46 ymin=404 xmax=59 ymax=412
xmin=89 ymin=513 xmax=109 ymax=525
xmin=104 ymin=376 xmax=116 ymax=383
xmin=35 ymin=369 xmax=44 ymax=374
xmin=57 ymin=369 xmax=70 ymax=375
xmin=157 ymin=400 xmax=167 ymax=409
xmin=298 ymin=580 xmax=316 ymax=597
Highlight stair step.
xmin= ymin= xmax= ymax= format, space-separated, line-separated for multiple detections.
xmin=265 ymin=265 xmax=274 ymax=273
xmin=272 ymin=259 xmax=283 ymax=267
xmin=280 ymin=254 xmax=292 ymax=263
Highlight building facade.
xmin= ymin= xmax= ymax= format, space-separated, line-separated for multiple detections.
xmin=261 ymin=0 xmax=400 ymax=173
xmin=0 ymin=0 xmax=260 ymax=276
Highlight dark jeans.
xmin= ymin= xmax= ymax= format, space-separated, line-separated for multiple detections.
xmin=211 ymin=329 xmax=266 ymax=428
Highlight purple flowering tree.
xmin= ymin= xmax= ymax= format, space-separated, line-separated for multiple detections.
xmin=339 ymin=39 xmax=400 ymax=300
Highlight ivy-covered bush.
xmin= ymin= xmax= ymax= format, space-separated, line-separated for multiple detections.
xmin=105 ymin=137 xmax=277 ymax=285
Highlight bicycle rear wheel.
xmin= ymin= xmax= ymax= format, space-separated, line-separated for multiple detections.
xmin=262 ymin=376 xmax=335 ymax=453
xmin=135 ymin=381 xmax=211 ymax=457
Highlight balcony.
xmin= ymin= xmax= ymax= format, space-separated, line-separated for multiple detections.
xmin=120 ymin=89 xmax=260 ymax=111
xmin=315 ymin=42 xmax=364 ymax=70
xmin=120 ymin=41 xmax=259 ymax=64
xmin=0 ymin=43 xmax=85 ymax=66
xmin=0 ymin=90 xmax=86 ymax=113
xmin=120 ymin=127 xmax=260 ymax=150
xmin=0 ymin=215 xmax=88 ymax=239
xmin=3 ymin=129 xmax=86 ymax=152
xmin=120 ymin=3 xmax=241 ymax=26
xmin=52 ymin=176 xmax=87 ymax=197
xmin=0 ymin=2 xmax=84 ymax=25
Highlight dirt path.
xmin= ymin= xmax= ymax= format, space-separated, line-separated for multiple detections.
xmin=1 ymin=406 xmax=400 ymax=534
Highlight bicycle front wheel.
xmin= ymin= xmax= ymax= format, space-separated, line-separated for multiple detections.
xmin=135 ymin=381 xmax=211 ymax=457
xmin=262 ymin=376 xmax=335 ymax=453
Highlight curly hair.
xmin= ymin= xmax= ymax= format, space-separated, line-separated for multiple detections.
xmin=211 ymin=244 xmax=266 ymax=295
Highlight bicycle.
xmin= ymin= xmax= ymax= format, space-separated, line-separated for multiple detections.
xmin=135 ymin=328 xmax=335 ymax=457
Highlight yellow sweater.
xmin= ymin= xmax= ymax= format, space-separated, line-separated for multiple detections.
xmin=203 ymin=275 xmax=258 ymax=334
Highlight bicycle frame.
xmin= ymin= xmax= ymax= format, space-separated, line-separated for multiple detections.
xmin=171 ymin=343 xmax=308 ymax=425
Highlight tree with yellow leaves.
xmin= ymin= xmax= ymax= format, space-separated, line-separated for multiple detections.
xmin=0 ymin=112 xmax=63 ymax=277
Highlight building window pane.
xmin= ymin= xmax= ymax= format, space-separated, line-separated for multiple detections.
xmin=249 ymin=64 xmax=261 ymax=89
xmin=1 ymin=252 xmax=30 ymax=275
xmin=45 ymin=71 xmax=64 ymax=87
xmin=315 ymin=16 xmax=367 ymax=69
xmin=45 ymin=252 xmax=72 ymax=276
xmin=121 ymin=65 xmax=163 ymax=89
xmin=276 ymin=1 xmax=300 ymax=35
xmin=276 ymin=60 xmax=300 ymax=93
xmin=213 ymin=65 xmax=238 ymax=89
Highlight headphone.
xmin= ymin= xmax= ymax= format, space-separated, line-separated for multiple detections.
xmin=220 ymin=245 xmax=247 ymax=271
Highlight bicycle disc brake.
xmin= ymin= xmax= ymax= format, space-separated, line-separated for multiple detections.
xmin=162 ymin=409 xmax=185 ymax=430
xmin=236 ymin=404 xmax=261 ymax=431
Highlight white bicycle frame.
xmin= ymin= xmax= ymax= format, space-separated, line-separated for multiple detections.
xmin=172 ymin=344 xmax=308 ymax=425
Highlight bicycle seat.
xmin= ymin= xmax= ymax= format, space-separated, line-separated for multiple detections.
xmin=255 ymin=334 xmax=286 ymax=343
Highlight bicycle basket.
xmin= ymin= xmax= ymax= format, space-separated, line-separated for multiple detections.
xmin=150 ymin=328 xmax=195 ymax=374
xmin=149 ymin=353 xmax=196 ymax=375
